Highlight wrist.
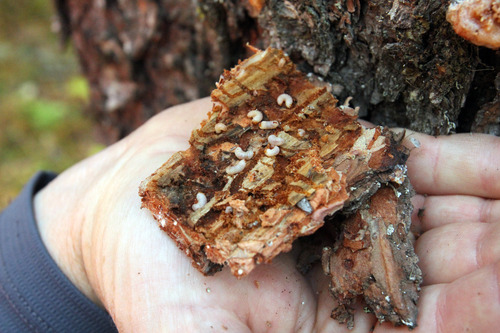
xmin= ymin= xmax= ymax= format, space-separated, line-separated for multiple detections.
xmin=34 ymin=165 xmax=104 ymax=307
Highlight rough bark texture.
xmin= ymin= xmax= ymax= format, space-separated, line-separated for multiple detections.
xmin=139 ymin=48 xmax=420 ymax=327
xmin=54 ymin=0 xmax=499 ymax=143
xmin=322 ymin=182 xmax=421 ymax=328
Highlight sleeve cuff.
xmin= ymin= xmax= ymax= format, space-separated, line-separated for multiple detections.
xmin=0 ymin=171 xmax=117 ymax=332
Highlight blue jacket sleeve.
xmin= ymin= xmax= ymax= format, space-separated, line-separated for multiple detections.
xmin=0 ymin=172 xmax=117 ymax=332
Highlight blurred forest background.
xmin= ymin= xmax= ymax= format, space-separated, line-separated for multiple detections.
xmin=0 ymin=0 xmax=103 ymax=209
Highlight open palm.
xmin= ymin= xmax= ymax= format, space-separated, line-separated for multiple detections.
xmin=35 ymin=98 xmax=500 ymax=332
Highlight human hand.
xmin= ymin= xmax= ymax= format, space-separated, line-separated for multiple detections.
xmin=34 ymin=98 xmax=323 ymax=332
xmin=34 ymin=97 xmax=500 ymax=332
xmin=379 ymin=131 xmax=500 ymax=332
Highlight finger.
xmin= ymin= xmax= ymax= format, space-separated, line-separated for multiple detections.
xmin=411 ymin=194 xmax=500 ymax=232
xmin=120 ymin=98 xmax=213 ymax=177
xmin=431 ymin=261 xmax=500 ymax=333
xmin=126 ymin=97 xmax=212 ymax=156
xmin=139 ymin=97 xmax=213 ymax=139
xmin=375 ymin=261 xmax=500 ymax=332
xmin=415 ymin=221 xmax=500 ymax=285
xmin=403 ymin=131 xmax=500 ymax=199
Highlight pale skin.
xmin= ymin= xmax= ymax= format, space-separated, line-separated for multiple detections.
xmin=34 ymin=98 xmax=500 ymax=332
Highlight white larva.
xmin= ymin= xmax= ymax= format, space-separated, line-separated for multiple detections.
xmin=192 ymin=192 xmax=208 ymax=210
xmin=409 ymin=137 xmax=421 ymax=148
xmin=277 ymin=93 xmax=293 ymax=108
xmin=296 ymin=197 xmax=313 ymax=214
xmin=342 ymin=96 xmax=353 ymax=107
xmin=247 ymin=110 xmax=263 ymax=123
xmin=214 ymin=123 xmax=227 ymax=133
xmin=234 ymin=147 xmax=254 ymax=160
xmin=267 ymin=134 xmax=284 ymax=146
xmin=297 ymin=129 xmax=305 ymax=137
xmin=265 ymin=146 xmax=280 ymax=156
xmin=278 ymin=58 xmax=286 ymax=68
xmin=226 ymin=159 xmax=247 ymax=175
xmin=259 ymin=120 xmax=279 ymax=130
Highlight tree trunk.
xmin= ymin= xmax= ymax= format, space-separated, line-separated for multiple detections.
xmin=54 ymin=0 xmax=499 ymax=143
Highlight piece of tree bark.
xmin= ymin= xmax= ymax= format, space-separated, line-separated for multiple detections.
xmin=139 ymin=47 xmax=421 ymax=327
xmin=322 ymin=182 xmax=421 ymax=329
xmin=139 ymin=47 xmax=412 ymax=276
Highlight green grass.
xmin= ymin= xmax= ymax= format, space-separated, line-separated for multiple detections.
xmin=0 ymin=1 xmax=103 ymax=209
